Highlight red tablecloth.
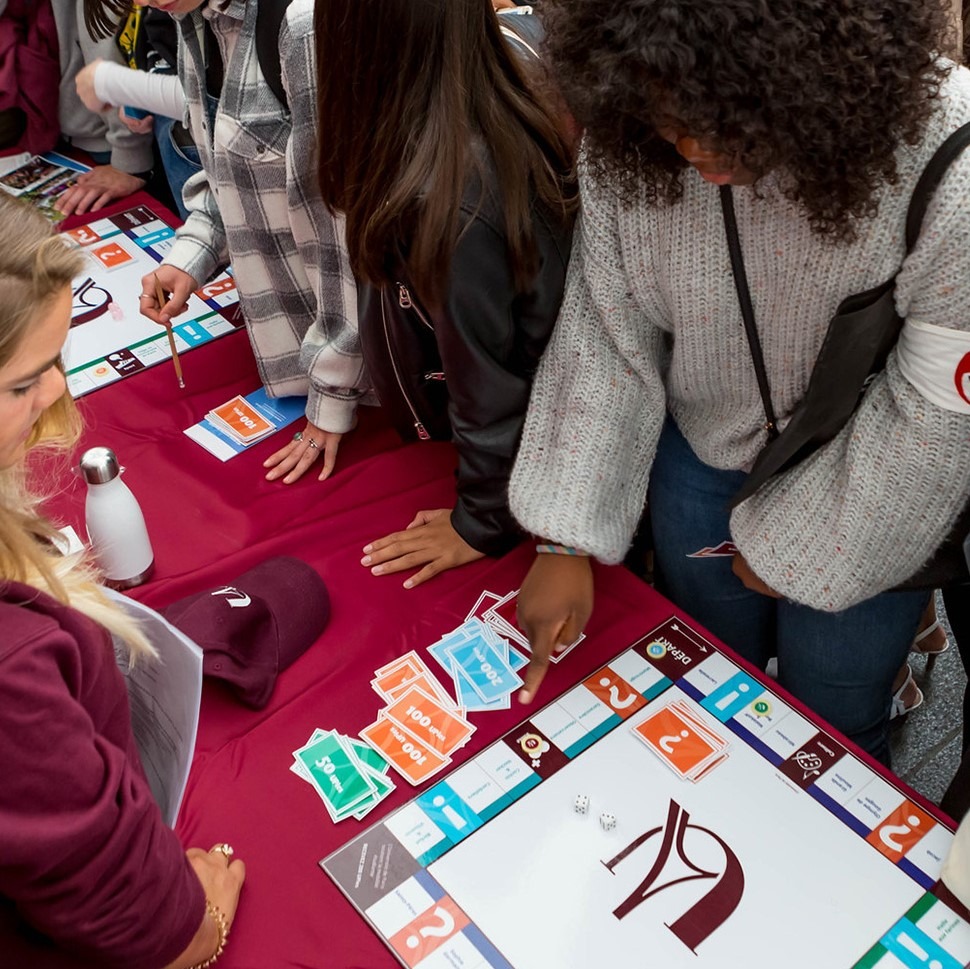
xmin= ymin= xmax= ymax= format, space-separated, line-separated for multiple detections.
xmin=42 ymin=192 xmax=957 ymax=969
xmin=45 ymin=323 xmax=689 ymax=968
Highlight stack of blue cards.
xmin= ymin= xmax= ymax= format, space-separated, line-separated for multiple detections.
xmin=426 ymin=619 xmax=529 ymax=712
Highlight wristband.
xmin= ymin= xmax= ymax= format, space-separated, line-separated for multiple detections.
xmin=189 ymin=900 xmax=230 ymax=969
xmin=535 ymin=543 xmax=589 ymax=557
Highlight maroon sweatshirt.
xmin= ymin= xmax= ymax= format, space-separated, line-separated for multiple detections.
xmin=0 ymin=581 xmax=204 ymax=968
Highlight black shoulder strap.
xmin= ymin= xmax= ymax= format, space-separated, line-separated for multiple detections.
xmin=721 ymin=121 xmax=970 ymax=449
xmin=905 ymin=120 xmax=970 ymax=251
xmin=255 ymin=0 xmax=293 ymax=110
xmin=719 ymin=185 xmax=779 ymax=440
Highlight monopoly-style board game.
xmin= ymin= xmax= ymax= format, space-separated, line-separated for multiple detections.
xmin=63 ymin=205 xmax=242 ymax=397
xmin=323 ymin=616 xmax=970 ymax=969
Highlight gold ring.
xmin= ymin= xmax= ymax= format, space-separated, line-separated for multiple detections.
xmin=292 ymin=431 xmax=303 ymax=442
xmin=209 ymin=843 xmax=234 ymax=859
xmin=306 ymin=438 xmax=320 ymax=451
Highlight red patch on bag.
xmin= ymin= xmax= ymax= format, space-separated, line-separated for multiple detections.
xmin=955 ymin=351 xmax=970 ymax=406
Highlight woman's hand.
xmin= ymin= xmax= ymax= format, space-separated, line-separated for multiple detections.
xmin=57 ymin=166 xmax=146 ymax=217
xmin=516 ymin=553 xmax=594 ymax=704
xmin=731 ymin=552 xmax=782 ymax=598
xmin=264 ymin=424 xmax=343 ymax=483
xmin=165 ymin=845 xmax=246 ymax=969
xmin=75 ymin=59 xmax=110 ymax=113
xmin=118 ymin=106 xmax=155 ymax=135
xmin=186 ymin=847 xmax=246 ymax=928
xmin=361 ymin=509 xmax=484 ymax=588
xmin=139 ymin=265 xmax=198 ymax=324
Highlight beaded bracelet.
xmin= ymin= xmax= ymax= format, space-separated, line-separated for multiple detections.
xmin=189 ymin=901 xmax=230 ymax=969
xmin=535 ymin=543 xmax=589 ymax=556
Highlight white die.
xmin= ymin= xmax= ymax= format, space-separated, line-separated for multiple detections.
xmin=574 ymin=794 xmax=590 ymax=816
xmin=599 ymin=812 xmax=616 ymax=830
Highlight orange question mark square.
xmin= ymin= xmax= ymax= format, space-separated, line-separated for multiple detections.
xmin=583 ymin=668 xmax=646 ymax=718
xmin=866 ymin=801 xmax=935 ymax=860
xmin=388 ymin=896 xmax=469 ymax=967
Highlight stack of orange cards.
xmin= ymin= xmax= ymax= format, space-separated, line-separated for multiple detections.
xmin=632 ymin=699 xmax=731 ymax=783
xmin=206 ymin=394 xmax=277 ymax=446
xmin=360 ymin=652 xmax=475 ymax=786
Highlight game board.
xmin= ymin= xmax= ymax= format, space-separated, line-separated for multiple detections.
xmin=323 ymin=615 xmax=970 ymax=969
xmin=62 ymin=205 xmax=242 ymax=397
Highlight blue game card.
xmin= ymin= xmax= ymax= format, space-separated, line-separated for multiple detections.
xmin=446 ymin=636 xmax=523 ymax=703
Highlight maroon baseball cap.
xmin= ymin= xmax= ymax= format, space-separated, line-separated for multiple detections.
xmin=161 ymin=556 xmax=330 ymax=709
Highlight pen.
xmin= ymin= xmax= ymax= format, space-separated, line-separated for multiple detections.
xmin=153 ymin=273 xmax=185 ymax=389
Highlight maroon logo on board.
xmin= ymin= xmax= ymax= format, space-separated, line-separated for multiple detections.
xmin=603 ymin=799 xmax=744 ymax=952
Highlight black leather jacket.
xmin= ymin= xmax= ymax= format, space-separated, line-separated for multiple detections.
xmin=358 ymin=171 xmax=573 ymax=556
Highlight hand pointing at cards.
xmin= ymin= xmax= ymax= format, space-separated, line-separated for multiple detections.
xmin=516 ymin=554 xmax=594 ymax=704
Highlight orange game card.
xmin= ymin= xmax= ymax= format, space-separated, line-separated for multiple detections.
xmin=384 ymin=687 xmax=474 ymax=756
xmin=373 ymin=660 xmax=428 ymax=696
xmin=210 ymin=396 xmax=273 ymax=441
xmin=385 ymin=673 xmax=457 ymax=710
xmin=633 ymin=705 xmax=720 ymax=778
xmin=91 ymin=241 xmax=134 ymax=270
xmin=866 ymin=800 xmax=936 ymax=860
xmin=359 ymin=718 xmax=451 ymax=785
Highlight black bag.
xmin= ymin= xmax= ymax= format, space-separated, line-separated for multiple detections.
xmin=255 ymin=0 xmax=295 ymax=109
xmin=721 ymin=122 xmax=970 ymax=589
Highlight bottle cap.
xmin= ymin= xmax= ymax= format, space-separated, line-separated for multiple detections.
xmin=79 ymin=446 xmax=120 ymax=485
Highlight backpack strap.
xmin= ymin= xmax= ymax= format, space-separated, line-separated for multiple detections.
xmin=255 ymin=0 xmax=293 ymax=110
xmin=905 ymin=120 xmax=970 ymax=251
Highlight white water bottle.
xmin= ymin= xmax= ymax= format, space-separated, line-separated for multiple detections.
xmin=80 ymin=447 xmax=155 ymax=589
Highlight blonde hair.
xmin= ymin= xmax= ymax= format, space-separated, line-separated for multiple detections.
xmin=0 ymin=195 xmax=153 ymax=660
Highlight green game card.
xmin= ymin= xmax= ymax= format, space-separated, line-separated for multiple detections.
xmin=296 ymin=732 xmax=376 ymax=817
xmin=349 ymin=738 xmax=391 ymax=775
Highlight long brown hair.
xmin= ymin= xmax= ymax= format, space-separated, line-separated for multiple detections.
xmin=314 ymin=0 xmax=575 ymax=304
xmin=82 ymin=0 xmax=132 ymax=41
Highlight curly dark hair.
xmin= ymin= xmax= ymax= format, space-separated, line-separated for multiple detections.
xmin=543 ymin=0 xmax=955 ymax=239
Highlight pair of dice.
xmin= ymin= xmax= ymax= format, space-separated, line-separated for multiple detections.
xmin=574 ymin=794 xmax=615 ymax=830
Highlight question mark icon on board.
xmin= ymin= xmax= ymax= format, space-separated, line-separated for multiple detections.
xmin=406 ymin=906 xmax=455 ymax=948
xmin=879 ymin=815 xmax=922 ymax=852
xmin=599 ymin=677 xmax=637 ymax=709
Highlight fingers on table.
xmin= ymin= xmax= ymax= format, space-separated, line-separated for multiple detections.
xmin=317 ymin=436 xmax=340 ymax=481
xmin=265 ymin=438 xmax=324 ymax=483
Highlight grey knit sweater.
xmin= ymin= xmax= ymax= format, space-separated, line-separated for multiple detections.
xmin=509 ymin=65 xmax=970 ymax=612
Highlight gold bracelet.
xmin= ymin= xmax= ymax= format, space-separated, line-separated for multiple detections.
xmin=189 ymin=900 xmax=230 ymax=969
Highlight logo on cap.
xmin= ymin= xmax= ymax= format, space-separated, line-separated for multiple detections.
xmin=210 ymin=586 xmax=251 ymax=609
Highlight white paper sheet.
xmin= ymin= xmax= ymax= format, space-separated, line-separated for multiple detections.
xmin=104 ymin=589 xmax=203 ymax=827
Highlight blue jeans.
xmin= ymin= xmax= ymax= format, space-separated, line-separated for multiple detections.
xmin=648 ymin=418 xmax=928 ymax=765
xmin=154 ymin=116 xmax=201 ymax=221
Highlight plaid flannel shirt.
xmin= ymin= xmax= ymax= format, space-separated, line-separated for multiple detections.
xmin=163 ymin=0 xmax=366 ymax=430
